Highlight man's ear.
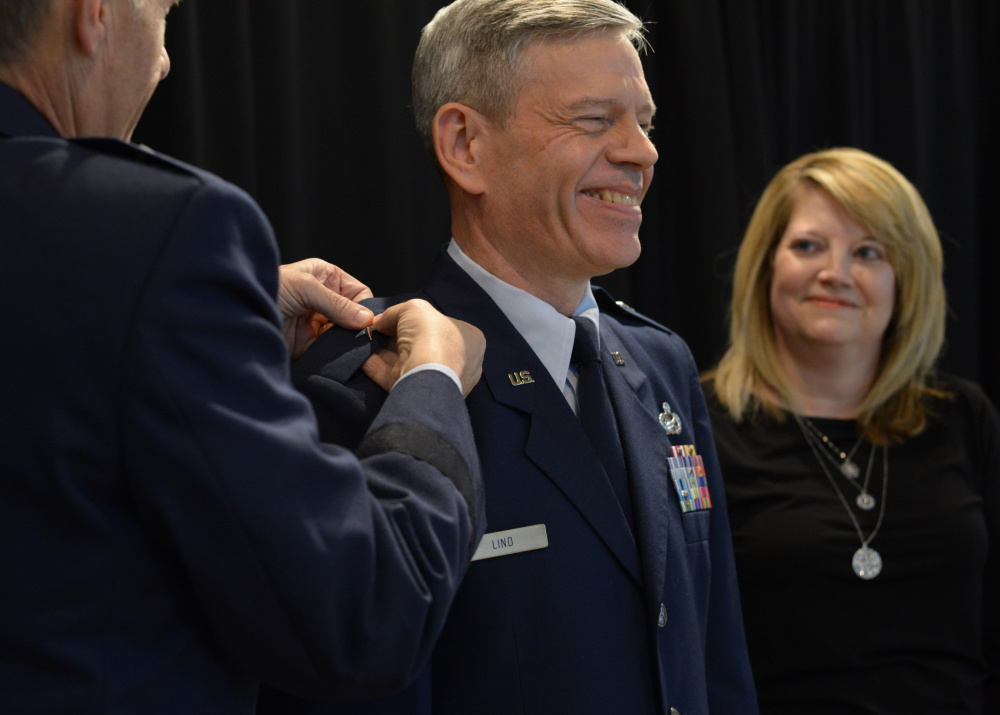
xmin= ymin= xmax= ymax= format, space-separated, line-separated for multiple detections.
xmin=71 ymin=0 xmax=110 ymax=57
xmin=433 ymin=102 xmax=488 ymax=196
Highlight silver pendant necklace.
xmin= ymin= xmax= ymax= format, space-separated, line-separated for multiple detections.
xmin=795 ymin=416 xmax=890 ymax=580
xmin=797 ymin=416 xmax=877 ymax=510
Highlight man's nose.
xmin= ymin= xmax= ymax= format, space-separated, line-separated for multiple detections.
xmin=160 ymin=47 xmax=171 ymax=81
xmin=607 ymin=120 xmax=658 ymax=170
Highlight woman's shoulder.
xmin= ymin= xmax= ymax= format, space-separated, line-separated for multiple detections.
xmin=927 ymin=373 xmax=998 ymax=418
xmin=923 ymin=374 xmax=1000 ymax=456
xmin=700 ymin=375 xmax=790 ymax=435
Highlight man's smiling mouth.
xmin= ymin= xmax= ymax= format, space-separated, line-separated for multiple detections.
xmin=582 ymin=189 xmax=639 ymax=206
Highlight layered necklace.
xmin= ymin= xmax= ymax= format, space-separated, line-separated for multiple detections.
xmin=797 ymin=414 xmax=865 ymax=481
xmin=794 ymin=415 xmax=889 ymax=580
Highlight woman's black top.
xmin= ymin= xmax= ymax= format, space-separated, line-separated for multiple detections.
xmin=706 ymin=375 xmax=1000 ymax=714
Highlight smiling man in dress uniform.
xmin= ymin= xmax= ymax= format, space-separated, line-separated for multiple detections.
xmin=264 ymin=1 xmax=758 ymax=714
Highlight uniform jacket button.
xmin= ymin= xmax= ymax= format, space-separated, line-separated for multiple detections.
xmin=657 ymin=603 xmax=667 ymax=627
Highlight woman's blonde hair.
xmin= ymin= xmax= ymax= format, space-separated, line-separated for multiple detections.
xmin=712 ymin=147 xmax=947 ymax=444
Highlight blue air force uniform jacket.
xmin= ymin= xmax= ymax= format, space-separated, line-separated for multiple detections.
xmin=273 ymin=248 xmax=757 ymax=715
xmin=0 ymin=82 xmax=484 ymax=714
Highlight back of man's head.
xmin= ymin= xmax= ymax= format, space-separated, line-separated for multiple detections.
xmin=411 ymin=0 xmax=646 ymax=156
xmin=0 ymin=0 xmax=53 ymax=65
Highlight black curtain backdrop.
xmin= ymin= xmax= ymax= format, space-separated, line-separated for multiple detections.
xmin=135 ymin=0 xmax=1000 ymax=406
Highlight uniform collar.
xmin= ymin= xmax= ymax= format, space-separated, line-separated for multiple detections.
xmin=446 ymin=239 xmax=599 ymax=396
xmin=0 ymin=80 xmax=61 ymax=138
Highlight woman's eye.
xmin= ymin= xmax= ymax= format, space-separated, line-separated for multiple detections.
xmin=856 ymin=245 xmax=885 ymax=261
xmin=789 ymin=239 xmax=820 ymax=254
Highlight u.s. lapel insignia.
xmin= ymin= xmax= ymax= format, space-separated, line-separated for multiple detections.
xmin=508 ymin=370 xmax=534 ymax=386
xmin=611 ymin=351 xmax=626 ymax=366
xmin=658 ymin=402 xmax=682 ymax=434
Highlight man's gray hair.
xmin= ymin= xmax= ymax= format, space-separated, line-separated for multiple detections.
xmin=0 ymin=0 xmax=53 ymax=65
xmin=0 ymin=0 xmax=150 ymax=65
xmin=412 ymin=0 xmax=647 ymax=153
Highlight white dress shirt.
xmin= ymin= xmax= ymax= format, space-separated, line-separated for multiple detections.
xmin=446 ymin=239 xmax=600 ymax=414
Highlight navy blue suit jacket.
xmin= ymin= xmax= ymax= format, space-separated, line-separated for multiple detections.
xmin=273 ymin=249 xmax=757 ymax=715
xmin=0 ymin=82 xmax=485 ymax=714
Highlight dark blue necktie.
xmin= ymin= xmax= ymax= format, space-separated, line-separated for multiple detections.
xmin=572 ymin=316 xmax=634 ymax=532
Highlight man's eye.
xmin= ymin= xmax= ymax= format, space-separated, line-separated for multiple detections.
xmin=575 ymin=117 xmax=608 ymax=131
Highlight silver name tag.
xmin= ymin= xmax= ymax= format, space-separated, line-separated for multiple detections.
xmin=471 ymin=524 xmax=548 ymax=561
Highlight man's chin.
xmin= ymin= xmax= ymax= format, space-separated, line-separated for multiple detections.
xmin=591 ymin=247 xmax=642 ymax=278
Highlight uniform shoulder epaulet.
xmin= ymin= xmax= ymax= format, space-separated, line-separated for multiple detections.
xmin=70 ymin=137 xmax=203 ymax=180
xmin=359 ymin=291 xmax=420 ymax=314
xmin=593 ymin=285 xmax=674 ymax=335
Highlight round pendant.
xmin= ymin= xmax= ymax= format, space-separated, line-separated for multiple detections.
xmin=852 ymin=545 xmax=882 ymax=580
xmin=840 ymin=460 xmax=860 ymax=479
xmin=856 ymin=492 xmax=876 ymax=511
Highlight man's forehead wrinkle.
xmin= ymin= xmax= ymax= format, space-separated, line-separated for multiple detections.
xmin=564 ymin=95 xmax=657 ymax=117
xmin=567 ymin=97 xmax=615 ymax=111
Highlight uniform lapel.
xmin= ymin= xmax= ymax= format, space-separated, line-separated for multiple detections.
xmin=422 ymin=251 xmax=642 ymax=585
xmin=519 ymin=376 xmax=642 ymax=584
xmin=600 ymin=321 xmax=673 ymax=612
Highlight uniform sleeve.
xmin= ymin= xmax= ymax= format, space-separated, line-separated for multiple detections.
xmin=118 ymin=179 xmax=484 ymax=699
xmin=683 ymin=347 xmax=759 ymax=714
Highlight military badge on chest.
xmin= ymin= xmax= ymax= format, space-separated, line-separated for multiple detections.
xmin=667 ymin=444 xmax=712 ymax=513
xmin=659 ymin=403 xmax=712 ymax=513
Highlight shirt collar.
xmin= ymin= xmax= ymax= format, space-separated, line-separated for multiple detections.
xmin=0 ymin=81 xmax=61 ymax=138
xmin=447 ymin=239 xmax=598 ymax=392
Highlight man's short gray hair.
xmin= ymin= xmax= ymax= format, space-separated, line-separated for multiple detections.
xmin=0 ymin=0 xmax=53 ymax=65
xmin=411 ymin=0 xmax=647 ymax=154
xmin=0 ymin=0 xmax=149 ymax=65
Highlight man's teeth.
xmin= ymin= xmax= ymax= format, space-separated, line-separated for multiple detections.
xmin=583 ymin=189 xmax=638 ymax=206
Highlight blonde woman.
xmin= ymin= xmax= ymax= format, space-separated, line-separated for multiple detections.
xmin=705 ymin=147 xmax=999 ymax=713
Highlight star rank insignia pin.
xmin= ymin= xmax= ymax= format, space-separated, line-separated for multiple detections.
xmin=355 ymin=326 xmax=375 ymax=340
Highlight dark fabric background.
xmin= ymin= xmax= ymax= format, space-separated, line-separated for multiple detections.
xmin=135 ymin=0 xmax=999 ymax=406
